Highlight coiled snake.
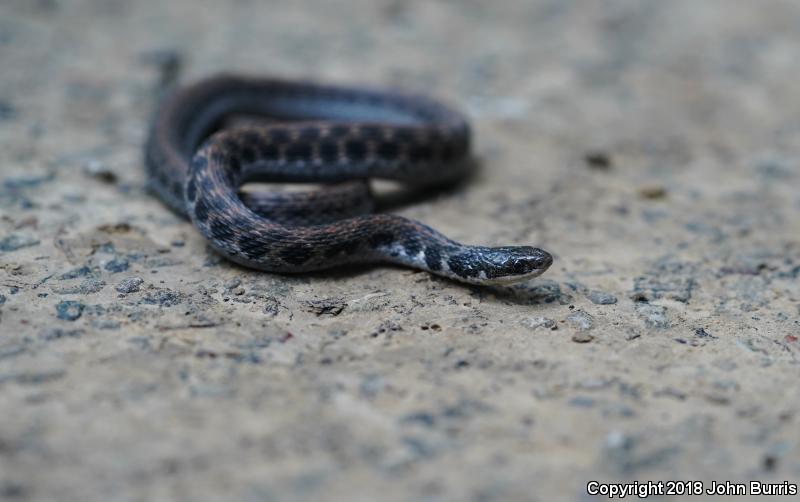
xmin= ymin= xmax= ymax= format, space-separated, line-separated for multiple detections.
xmin=145 ymin=74 xmax=552 ymax=285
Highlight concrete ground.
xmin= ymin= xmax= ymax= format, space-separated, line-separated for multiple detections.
xmin=1 ymin=0 xmax=799 ymax=500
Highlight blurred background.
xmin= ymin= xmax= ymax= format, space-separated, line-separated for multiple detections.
xmin=1 ymin=1 xmax=799 ymax=501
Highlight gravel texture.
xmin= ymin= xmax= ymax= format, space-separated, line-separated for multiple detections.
xmin=1 ymin=0 xmax=799 ymax=500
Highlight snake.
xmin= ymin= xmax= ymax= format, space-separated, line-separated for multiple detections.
xmin=145 ymin=74 xmax=553 ymax=285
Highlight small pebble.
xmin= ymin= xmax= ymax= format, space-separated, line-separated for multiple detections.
xmin=587 ymin=290 xmax=617 ymax=305
xmin=224 ymin=278 xmax=242 ymax=290
xmin=694 ymin=328 xmax=716 ymax=339
xmin=569 ymin=396 xmax=595 ymax=407
xmin=104 ymin=257 xmax=129 ymax=273
xmin=116 ymin=277 xmax=144 ymax=294
xmin=636 ymin=303 xmax=669 ymax=328
xmin=585 ymin=151 xmax=612 ymax=170
xmin=520 ymin=316 xmax=556 ymax=330
xmin=0 ymin=234 xmax=39 ymax=252
xmin=56 ymin=300 xmax=85 ymax=321
xmin=401 ymin=412 xmax=436 ymax=427
xmin=83 ymin=160 xmax=117 ymax=183
xmin=142 ymin=288 xmax=182 ymax=307
xmin=566 ymin=310 xmax=594 ymax=331
xmin=638 ymin=186 xmax=667 ymax=199
xmin=572 ymin=332 xmax=595 ymax=343
xmin=625 ymin=329 xmax=642 ymax=341
xmin=59 ymin=266 xmax=92 ymax=280
xmin=304 ymin=298 xmax=347 ymax=316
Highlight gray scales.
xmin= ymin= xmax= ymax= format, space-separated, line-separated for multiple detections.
xmin=145 ymin=74 xmax=552 ymax=284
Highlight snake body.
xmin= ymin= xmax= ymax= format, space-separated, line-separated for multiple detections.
xmin=145 ymin=74 xmax=552 ymax=285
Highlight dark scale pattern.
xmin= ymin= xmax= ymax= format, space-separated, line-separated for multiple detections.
xmin=286 ymin=143 xmax=313 ymax=162
xmin=368 ymin=232 xmax=395 ymax=248
xmin=258 ymin=143 xmax=280 ymax=160
xmin=240 ymin=131 xmax=261 ymax=146
xmin=393 ymin=128 xmax=416 ymax=143
xmin=318 ymin=141 xmax=340 ymax=163
xmin=171 ymin=180 xmax=183 ymax=199
xmin=185 ymin=177 xmax=197 ymax=202
xmin=424 ymin=246 xmax=442 ymax=271
xmin=324 ymin=238 xmax=361 ymax=258
xmin=440 ymin=144 xmax=455 ymax=162
xmin=447 ymin=253 xmax=480 ymax=278
xmin=298 ymin=127 xmax=321 ymax=141
xmin=344 ymin=140 xmax=368 ymax=162
xmin=192 ymin=198 xmax=211 ymax=224
xmin=209 ymin=217 xmax=231 ymax=241
xmin=358 ymin=126 xmax=385 ymax=141
xmin=268 ymin=129 xmax=291 ymax=143
xmin=376 ymin=141 xmax=399 ymax=160
xmin=221 ymin=137 xmax=240 ymax=154
xmin=402 ymin=238 xmax=422 ymax=258
xmin=409 ymin=144 xmax=433 ymax=163
xmin=227 ymin=156 xmax=241 ymax=174
xmin=235 ymin=233 xmax=271 ymax=261
xmin=146 ymin=74 xmax=553 ymax=284
xmin=329 ymin=125 xmax=352 ymax=138
xmin=279 ymin=244 xmax=315 ymax=266
xmin=240 ymin=146 xmax=256 ymax=164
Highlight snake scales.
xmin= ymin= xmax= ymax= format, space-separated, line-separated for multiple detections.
xmin=145 ymin=74 xmax=552 ymax=285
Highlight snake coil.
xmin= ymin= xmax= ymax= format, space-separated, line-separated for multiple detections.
xmin=145 ymin=74 xmax=552 ymax=285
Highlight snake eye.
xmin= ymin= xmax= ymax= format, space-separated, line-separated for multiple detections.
xmin=511 ymin=259 xmax=531 ymax=275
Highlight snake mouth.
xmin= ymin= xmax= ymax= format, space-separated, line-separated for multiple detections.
xmin=486 ymin=268 xmax=550 ymax=285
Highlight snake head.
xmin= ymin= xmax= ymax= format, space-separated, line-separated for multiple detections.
xmin=446 ymin=245 xmax=553 ymax=285
xmin=484 ymin=246 xmax=553 ymax=284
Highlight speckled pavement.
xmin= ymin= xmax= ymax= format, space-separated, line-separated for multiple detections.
xmin=1 ymin=1 xmax=799 ymax=500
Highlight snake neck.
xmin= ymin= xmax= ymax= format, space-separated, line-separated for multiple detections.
xmin=365 ymin=218 xmax=552 ymax=285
